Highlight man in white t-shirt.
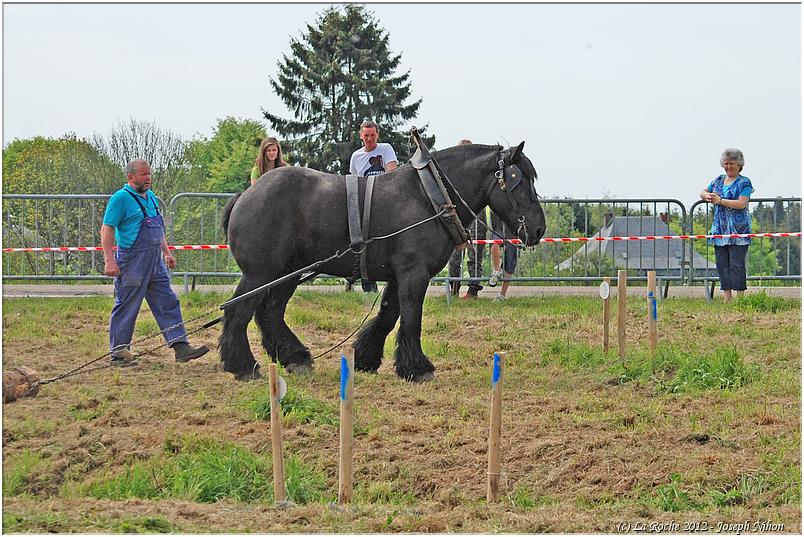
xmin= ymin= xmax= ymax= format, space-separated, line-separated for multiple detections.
xmin=349 ymin=120 xmax=398 ymax=177
xmin=346 ymin=120 xmax=398 ymax=293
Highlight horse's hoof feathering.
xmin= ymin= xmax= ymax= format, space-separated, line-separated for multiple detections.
xmin=234 ymin=369 xmax=262 ymax=382
xmin=284 ymin=362 xmax=314 ymax=375
xmin=411 ymin=371 xmax=435 ymax=383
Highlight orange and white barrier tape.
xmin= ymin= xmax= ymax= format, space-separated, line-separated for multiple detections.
xmin=1 ymin=232 xmax=799 ymax=253
xmin=475 ymin=232 xmax=802 ymax=245
xmin=1 ymin=245 xmax=231 ymax=253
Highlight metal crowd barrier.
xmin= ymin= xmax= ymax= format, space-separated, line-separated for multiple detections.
xmin=2 ymin=193 xmax=800 ymax=291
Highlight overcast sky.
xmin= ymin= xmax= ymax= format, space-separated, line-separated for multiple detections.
xmin=3 ymin=3 xmax=801 ymax=203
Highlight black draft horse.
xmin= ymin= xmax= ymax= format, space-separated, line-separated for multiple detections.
xmin=220 ymin=142 xmax=546 ymax=382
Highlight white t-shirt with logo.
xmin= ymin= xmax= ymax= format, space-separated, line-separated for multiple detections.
xmin=349 ymin=143 xmax=398 ymax=177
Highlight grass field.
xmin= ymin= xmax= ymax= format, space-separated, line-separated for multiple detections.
xmin=2 ymin=289 xmax=800 ymax=533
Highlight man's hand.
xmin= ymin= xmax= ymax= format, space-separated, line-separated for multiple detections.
xmin=165 ymin=253 xmax=177 ymax=269
xmin=104 ymin=259 xmax=120 ymax=277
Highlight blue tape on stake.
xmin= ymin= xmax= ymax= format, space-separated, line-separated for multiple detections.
xmin=492 ymin=352 xmax=501 ymax=386
xmin=340 ymin=354 xmax=349 ymax=401
xmin=648 ymin=291 xmax=658 ymax=321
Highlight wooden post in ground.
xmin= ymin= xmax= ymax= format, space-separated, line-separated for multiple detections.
xmin=338 ymin=348 xmax=355 ymax=504
xmin=268 ymin=363 xmax=286 ymax=502
xmin=602 ymin=277 xmax=611 ymax=353
xmin=647 ymin=270 xmax=657 ymax=354
xmin=617 ymin=270 xmax=627 ymax=360
xmin=487 ymin=352 xmax=504 ymax=503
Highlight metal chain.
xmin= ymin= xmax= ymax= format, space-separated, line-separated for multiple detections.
xmin=26 ymin=207 xmax=450 ymax=394
xmin=27 ymin=304 xmax=222 ymax=393
xmin=311 ymin=282 xmax=384 ymax=360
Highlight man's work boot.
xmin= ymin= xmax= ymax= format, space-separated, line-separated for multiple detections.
xmin=174 ymin=342 xmax=210 ymax=363
xmin=110 ymin=349 xmax=138 ymax=367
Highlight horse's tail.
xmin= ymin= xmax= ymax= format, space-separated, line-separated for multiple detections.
xmin=222 ymin=193 xmax=242 ymax=241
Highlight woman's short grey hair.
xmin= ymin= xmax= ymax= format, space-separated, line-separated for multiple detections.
xmin=720 ymin=148 xmax=745 ymax=170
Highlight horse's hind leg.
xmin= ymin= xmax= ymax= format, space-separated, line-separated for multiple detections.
xmin=394 ymin=270 xmax=435 ymax=382
xmin=253 ymin=278 xmax=313 ymax=374
xmin=219 ymin=277 xmax=264 ymax=381
xmin=354 ymin=279 xmax=400 ymax=372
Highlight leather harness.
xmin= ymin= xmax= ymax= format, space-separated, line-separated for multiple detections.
xmin=345 ymin=173 xmax=376 ymax=280
xmin=344 ymin=131 xmax=536 ymax=281
xmin=408 ymin=131 xmax=470 ymax=250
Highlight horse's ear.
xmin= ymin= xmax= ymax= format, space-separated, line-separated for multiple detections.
xmin=508 ymin=141 xmax=525 ymax=163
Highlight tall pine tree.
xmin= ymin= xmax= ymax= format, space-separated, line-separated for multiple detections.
xmin=264 ymin=5 xmax=432 ymax=174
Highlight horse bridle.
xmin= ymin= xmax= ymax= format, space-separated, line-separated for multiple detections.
xmin=430 ymin=145 xmax=538 ymax=250
xmin=485 ymin=151 xmax=537 ymax=247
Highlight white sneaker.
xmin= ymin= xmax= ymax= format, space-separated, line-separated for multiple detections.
xmin=493 ymin=293 xmax=507 ymax=302
xmin=488 ymin=270 xmax=503 ymax=287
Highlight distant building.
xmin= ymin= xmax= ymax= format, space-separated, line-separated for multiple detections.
xmin=557 ymin=215 xmax=713 ymax=278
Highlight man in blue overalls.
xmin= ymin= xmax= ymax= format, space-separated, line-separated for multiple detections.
xmin=101 ymin=159 xmax=209 ymax=367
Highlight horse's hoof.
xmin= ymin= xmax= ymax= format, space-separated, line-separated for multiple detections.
xmin=285 ymin=362 xmax=313 ymax=375
xmin=411 ymin=371 xmax=434 ymax=383
xmin=234 ymin=369 xmax=262 ymax=381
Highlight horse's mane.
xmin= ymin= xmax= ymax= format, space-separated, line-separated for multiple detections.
xmin=433 ymin=142 xmax=537 ymax=182
xmin=432 ymin=143 xmax=502 ymax=171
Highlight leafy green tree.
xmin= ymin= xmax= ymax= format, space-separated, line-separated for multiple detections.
xmin=752 ymin=200 xmax=800 ymax=276
xmin=264 ymin=4 xmax=430 ymax=174
xmin=3 ymin=135 xmax=121 ymax=194
xmin=747 ymin=241 xmax=781 ymax=276
xmin=2 ymin=135 xmax=122 ymax=276
xmin=185 ymin=117 xmax=267 ymax=192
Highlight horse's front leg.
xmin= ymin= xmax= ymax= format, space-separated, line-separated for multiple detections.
xmin=353 ymin=279 xmax=399 ymax=372
xmin=394 ymin=269 xmax=435 ymax=382
xmin=253 ymin=277 xmax=312 ymax=374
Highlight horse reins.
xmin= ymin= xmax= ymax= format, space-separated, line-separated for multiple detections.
xmin=219 ymin=207 xmax=449 ymax=310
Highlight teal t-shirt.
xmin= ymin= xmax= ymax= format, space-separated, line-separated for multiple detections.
xmin=102 ymin=185 xmax=161 ymax=249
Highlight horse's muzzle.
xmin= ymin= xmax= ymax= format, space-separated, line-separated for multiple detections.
xmin=520 ymin=225 xmax=545 ymax=246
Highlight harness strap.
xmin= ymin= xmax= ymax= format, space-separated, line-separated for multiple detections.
xmin=360 ymin=175 xmax=376 ymax=281
xmin=410 ymin=131 xmax=470 ymax=248
xmin=345 ymin=174 xmax=364 ymax=253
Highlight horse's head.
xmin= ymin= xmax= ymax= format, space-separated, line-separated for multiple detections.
xmin=486 ymin=142 xmax=546 ymax=246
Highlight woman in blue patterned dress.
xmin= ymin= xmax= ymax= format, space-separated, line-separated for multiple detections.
xmin=699 ymin=148 xmax=754 ymax=303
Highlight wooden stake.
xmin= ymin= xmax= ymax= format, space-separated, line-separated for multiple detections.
xmin=617 ymin=270 xmax=627 ymax=360
xmin=647 ymin=270 xmax=657 ymax=355
xmin=487 ymin=352 xmax=504 ymax=503
xmin=338 ymin=348 xmax=355 ymax=504
xmin=602 ymin=277 xmax=611 ymax=353
xmin=268 ymin=363 xmax=286 ymax=502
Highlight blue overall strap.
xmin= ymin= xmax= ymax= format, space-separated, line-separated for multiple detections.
xmin=124 ymin=189 xmax=160 ymax=217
